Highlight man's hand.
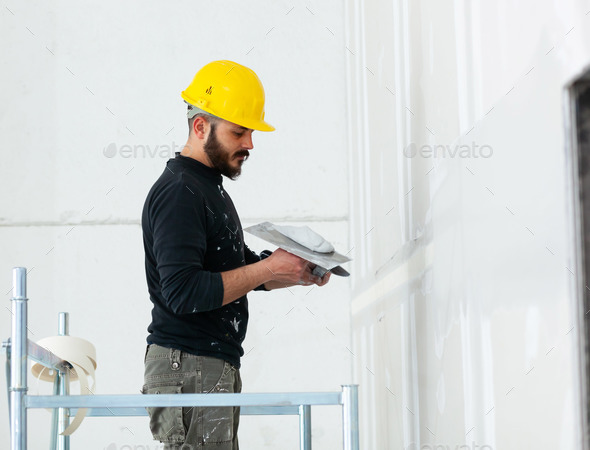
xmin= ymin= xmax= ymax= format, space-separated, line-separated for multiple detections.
xmin=220 ymin=249 xmax=332 ymax=304
xmin=264 ymin=249 xmax=329 ymax=287
xmin=264 ymin=270 xmax=330 ymax=290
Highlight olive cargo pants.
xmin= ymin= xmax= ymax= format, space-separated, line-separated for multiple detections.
xmin=143 ymin=344 xmax=241 ymax=449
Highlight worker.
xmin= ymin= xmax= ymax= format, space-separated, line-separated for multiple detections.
xmin=141 ymin=60 xmax=331 ymax=450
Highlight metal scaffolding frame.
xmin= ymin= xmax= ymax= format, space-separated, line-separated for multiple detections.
xmin=5 ymin=267 xmax=360 ymax=450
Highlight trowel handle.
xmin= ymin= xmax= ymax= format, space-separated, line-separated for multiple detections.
xmin=260 ymin=250 xmax=273 ymax=260
xmin=312 ymin=266 xmax=329 ymax=278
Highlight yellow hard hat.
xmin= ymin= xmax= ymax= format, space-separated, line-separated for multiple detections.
xmin=181 ymin=60 xmax=275 ymax=132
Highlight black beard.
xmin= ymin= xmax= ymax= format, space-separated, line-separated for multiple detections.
xmin=204 ymin=123 xmax=249 ymax=180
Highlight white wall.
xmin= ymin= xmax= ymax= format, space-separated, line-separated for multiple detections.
xmin=345 ymin=0 xmax=590 ymax=449
xmin=0 ymin=1 xmax=351 ymax=449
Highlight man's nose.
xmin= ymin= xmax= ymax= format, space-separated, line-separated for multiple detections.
xmin=242 ymin=131 xmax=254 ymax=150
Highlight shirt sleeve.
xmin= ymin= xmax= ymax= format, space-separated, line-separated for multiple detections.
xmin=244 ymin=244 xmax=261 ymax=265
xmin=243 ymin=245 xmax=269 ymax=291
xmin=150 ymin=176 xmax=224 ymax=313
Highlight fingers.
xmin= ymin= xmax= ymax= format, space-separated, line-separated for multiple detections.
xmin=315 ymin=271 xmax=331 ymax=286
xmin=301 ymin=265 xmax=331 ymax=286
xmin=299 ymin=268 xmax=321 ymax=286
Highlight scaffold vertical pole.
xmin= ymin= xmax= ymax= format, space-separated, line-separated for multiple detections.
xmin=299 ymin=404 xmax=312 ymax=450
xmin=10 ymin=267 xmax=28 ymax=450
xmin=342 ymin=385 xmax=359 ymax=450
xmin=57 ymin=312 xmax=70 ymax=450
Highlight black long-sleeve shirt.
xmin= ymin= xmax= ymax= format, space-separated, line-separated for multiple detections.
xmin=142 ymin=153 xmax=260 ymax=368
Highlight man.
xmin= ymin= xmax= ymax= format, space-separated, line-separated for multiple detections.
xmin=141 ymin=60 xmax=331 ymax=449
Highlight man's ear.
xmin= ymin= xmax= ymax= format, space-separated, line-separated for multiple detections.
xmin=192 ymin=116 xmax=208 ymax=140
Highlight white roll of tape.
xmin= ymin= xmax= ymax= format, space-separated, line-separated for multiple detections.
xmin=31 ymin=335 xmax=97 ymax=436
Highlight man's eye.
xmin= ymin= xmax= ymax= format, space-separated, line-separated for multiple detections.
xmin=234 ymin=131 xmax=244 ymax=137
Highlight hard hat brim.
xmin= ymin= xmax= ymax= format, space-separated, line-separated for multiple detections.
xmin=182 ymin=92 xmax=275 ymax=132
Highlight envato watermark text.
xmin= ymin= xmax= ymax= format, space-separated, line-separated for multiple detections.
xmin=103 ymin=142 xmax=188 ymax=159
xmin=404 ymin=142 xmax=493 ymax=158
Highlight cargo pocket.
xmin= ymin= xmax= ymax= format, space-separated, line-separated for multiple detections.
xmin=201 ymin=361 xmax=236 ymax=444
xmin=203 ymin=361 xmax=234 ymax=394
xmin=142 ymin=380 xmax=186 ymax=443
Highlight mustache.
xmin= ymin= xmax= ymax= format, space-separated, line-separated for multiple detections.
xmin=235 ymin=150 xmax=250 ymax=160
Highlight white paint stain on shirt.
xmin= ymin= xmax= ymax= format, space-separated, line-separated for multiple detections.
xmin=230 ymin=318 xmax=241 ymax=333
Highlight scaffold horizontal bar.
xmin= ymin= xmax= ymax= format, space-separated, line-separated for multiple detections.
xmin=26 ymin=392 xmax=343 ymax=409
xmin=69 ymin=405 xmax=302 ymax=417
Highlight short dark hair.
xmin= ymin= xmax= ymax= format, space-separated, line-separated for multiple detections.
xmin=187 ymin=105 xmax=220 ymax=136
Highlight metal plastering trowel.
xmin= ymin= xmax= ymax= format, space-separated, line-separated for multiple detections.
xmin=244 ymin=221 xmax=351 ymax=277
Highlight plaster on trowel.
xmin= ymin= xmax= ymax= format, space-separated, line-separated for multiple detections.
xmin=244 ymin=222 xmax=351 ymax=277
